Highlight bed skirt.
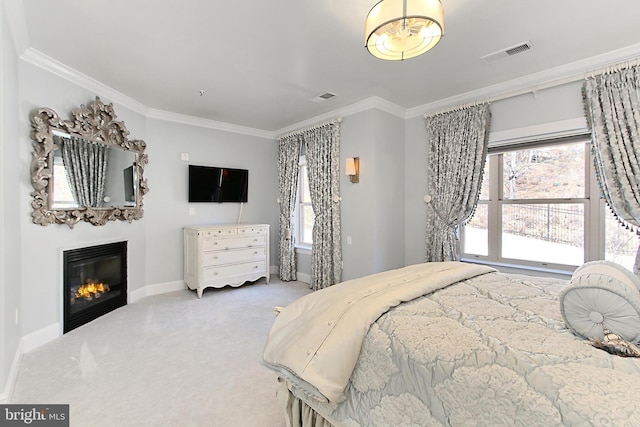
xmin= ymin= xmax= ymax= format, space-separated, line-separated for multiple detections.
xmin=276 ymin=379 xmax=336 ymax=427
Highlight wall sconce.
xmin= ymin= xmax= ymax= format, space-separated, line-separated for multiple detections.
xmin=345 ymin=157 xmax=359 ymax=183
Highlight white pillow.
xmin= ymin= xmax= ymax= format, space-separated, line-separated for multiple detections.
xmin=573 ymin=260 xmax=640 ymax=292
xmin=559 ymin=261 xmax=640 ymax=343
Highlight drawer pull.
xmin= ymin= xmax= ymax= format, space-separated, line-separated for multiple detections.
xmin=254 ymin=265 xmax=259 ymax=269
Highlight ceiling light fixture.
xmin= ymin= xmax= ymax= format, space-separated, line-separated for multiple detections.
xmin=365 ymin=0 xmax=444 ymax=61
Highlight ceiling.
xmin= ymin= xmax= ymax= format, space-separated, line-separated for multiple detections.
xmin=18 ymin=0 xmax=640 ymax=134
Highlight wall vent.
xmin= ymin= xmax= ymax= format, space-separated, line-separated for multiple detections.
xmin=481 ymin=41 xmax=533 ymax=64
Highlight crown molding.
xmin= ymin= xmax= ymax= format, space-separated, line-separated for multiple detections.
xmin=18 ymin=39 xmax=640 ymax=139
xmin=21 ymin=48 xmax=150 ymax=116
xmin=406 ymin=42 xmax=640 ymax=119
xmin=146 ymin=109 xmax=272 ymax=139
xmin=21 ymin=48 xmax=272 ymax=139
xmin=20 ymin=48 xmax=149 ymax=116
xmin=273 ymin=96 xmax=406 ymax=137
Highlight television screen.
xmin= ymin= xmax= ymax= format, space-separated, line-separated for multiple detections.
xmin=123 ymin=165 xmax=136 ymax=205
xmin=188 ymin=165 xmax=248 ymax=203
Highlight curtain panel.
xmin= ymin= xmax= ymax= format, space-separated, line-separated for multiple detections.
xmin=59 ymin=135 xmax=109 ymax=207
xmin=424 ymin=104 xmax=491 ymax=262
xmin=304 ymin=123 xmax=343 ymax=291
xmin=276 ymin=134 xmax=302 ymax=281
xmin=583 ymin=65 xmax=640 ymax=273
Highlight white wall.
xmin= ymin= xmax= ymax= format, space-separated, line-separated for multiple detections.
xmin=143 ymin=118 xmax=277 ymax=286
xmin=490 ymin=81 xmax=585 ymax=132
xmin=339 ymin=109 xmax=406 ymax=280
xmin=403 ymin=116 xmax=429 ymax=266
xmin=1 ymin=0 xmax=22 ymax=399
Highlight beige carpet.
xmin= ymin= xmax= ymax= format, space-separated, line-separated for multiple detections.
xmin=9 ymin=278 xmax=312 ymax=427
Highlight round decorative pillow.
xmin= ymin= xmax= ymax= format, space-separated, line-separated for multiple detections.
xmin=559 ymin=260 xmax=640 ymax=343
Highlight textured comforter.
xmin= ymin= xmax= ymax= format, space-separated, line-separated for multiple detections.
xmin=262 ymin=262 xmax=495 ymax=403
xmin=268 ymin=267 xmax=640 ymax=426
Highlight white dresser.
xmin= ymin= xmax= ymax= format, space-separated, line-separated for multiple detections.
xmin=184 ymin=224 xmax=270 ymax=298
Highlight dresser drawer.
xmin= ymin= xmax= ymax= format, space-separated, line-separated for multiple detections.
xmin=203 ymin=228 xmax=237 ymax=237
xmin=238 ymin=226 xmax=268 ymax=236
xmin=203 ymin=247 xmax=266 ymax=266
xmin=203 ymin=261 xmax=266 ymax=281
xmin=203 ymin=235 xmax=266 ymax=251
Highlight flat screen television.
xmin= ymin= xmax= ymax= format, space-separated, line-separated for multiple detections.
xmin=188 ymin=165 xmax=248 ymax=203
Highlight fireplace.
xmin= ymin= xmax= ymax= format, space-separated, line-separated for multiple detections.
xmin=63 ymin=241 xmax=127 ymax=333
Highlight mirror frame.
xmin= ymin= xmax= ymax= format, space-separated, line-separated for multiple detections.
xmin=30 ymin=97 xmax=149 ymax=228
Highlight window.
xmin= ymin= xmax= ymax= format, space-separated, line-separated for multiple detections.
xmin=51 ymin=156 xmax=79 ymax=209
xmin=462 ymin=137 xmax=636 ymax=272
xmin=296 ymin=157 xmax=315 ymax=247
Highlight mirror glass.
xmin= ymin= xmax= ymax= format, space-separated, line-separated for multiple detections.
xmin=30 ymin=97 xmax=148 ymax=228
xmin=50 ymin=131 xmax=138 ymax=209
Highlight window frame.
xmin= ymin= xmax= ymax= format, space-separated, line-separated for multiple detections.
xmin=295 ymin=156 xmax=314 ymax=250
xmin=460 ymin=135 xmax=608 ymax=273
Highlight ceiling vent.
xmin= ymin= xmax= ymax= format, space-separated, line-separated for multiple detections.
xmin=481 ymin=41 xmax=533 ymax=64
xmin=309 ymin=92 xmax=337 ymax=103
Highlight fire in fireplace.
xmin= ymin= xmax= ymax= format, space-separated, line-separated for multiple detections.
xmin=63 ymin=241 xmax=127 ymax=333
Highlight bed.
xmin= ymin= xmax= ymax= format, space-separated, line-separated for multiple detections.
xmin=261 ymin=261 xmax=640 ymax=426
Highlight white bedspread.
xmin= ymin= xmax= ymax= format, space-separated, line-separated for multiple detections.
xmin=261 ymin=262 xmax=495 ymax=402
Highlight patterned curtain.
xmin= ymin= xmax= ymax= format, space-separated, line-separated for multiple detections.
xmin=304 ymin=123 xmax=342 ymax=290
xmin=58 ymin=135 xmax=109 ymax=207
xmin=424 ymin=104 xmax=491 ymax=262
xmin=583 ymin=65 xmax=640 ymax=274
xmin=276 ymin=134 xmax=302 ymax=281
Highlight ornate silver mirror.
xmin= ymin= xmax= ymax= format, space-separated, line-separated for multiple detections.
xmin=30 ymin=97 xmax=149 ymax=228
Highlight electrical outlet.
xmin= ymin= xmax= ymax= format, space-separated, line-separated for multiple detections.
xmin=347 ymin=236 xmax=352 ymax=245
xmin=180 ymin=152 xmax=189 ymax=161
xmin=189 ymin=207 xmax=195 ymax=216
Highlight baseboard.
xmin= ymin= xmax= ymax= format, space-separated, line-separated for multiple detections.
xmin=21 ymin=323 xmax=60 ymax=354
xmin=0 ymin=341 xmax=24 ymax=402
xmin=0 ymin=323 xmax=60 ymax=401
xmin=129 ymin=280 xmax=186 ymax=303
xmin=296 ymin=272 xmax=311 ymax=284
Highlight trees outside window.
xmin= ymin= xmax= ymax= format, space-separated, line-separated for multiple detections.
xmin=462 ymin=139 xmax=636 ymax=272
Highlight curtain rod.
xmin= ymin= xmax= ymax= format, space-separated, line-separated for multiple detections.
xmin=423 ymin=56 xmax=640 ymax=119
xmin=277 ymin=117 xmax=342 ymax=140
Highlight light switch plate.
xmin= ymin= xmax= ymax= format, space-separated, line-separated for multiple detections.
xmin=180 ymin=152 xmax=189 ymax=161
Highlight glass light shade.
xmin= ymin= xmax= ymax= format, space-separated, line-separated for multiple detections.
xmin=345 ymin=157 xmax=359 ymax=183
xmin=345 ymin=158 xmax=356 ymax=176
xmin=365 ymin=0 xmax=444 ymax=61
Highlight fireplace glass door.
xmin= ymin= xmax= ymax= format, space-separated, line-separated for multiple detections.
xmin=64 ymin=241 xmax=127 ymax=333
